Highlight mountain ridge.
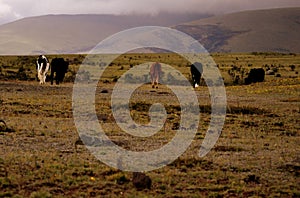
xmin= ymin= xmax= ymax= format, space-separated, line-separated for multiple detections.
xmin=174 ymin=7 xmax=300 ymax=53
xmin=0 ymin=12 xmax=211 ymax=55
xmin=0 ymin=8 xmax=299 ymax=55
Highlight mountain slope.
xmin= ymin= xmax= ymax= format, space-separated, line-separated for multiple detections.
xmin=0 ymin=8 xmax=299 ymax=55
xmin=0 ymin=13 xmax=209 ymax=55
xmin=174 ymin=7 xmax=300 ymax=53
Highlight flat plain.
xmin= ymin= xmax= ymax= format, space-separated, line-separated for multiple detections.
xmin=0 ymin=53 xmax=299 ymax=197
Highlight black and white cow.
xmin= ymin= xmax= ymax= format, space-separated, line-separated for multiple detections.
xmin=190 ymin=62 xmax=203 ymax=88
xmin=150 ymin=62 xmax=162 ymax=88
xmin=50 ymin=58 xmax=69 ymax=85
xmin=36 ymin=55 xmax=50 ymax=84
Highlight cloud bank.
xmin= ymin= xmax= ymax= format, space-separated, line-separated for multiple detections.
xmin=1 ymin=0 xmax=300 ymax=25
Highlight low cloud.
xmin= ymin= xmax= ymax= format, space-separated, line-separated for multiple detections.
xmin=1 ymin=0 xmax=300 ymax=25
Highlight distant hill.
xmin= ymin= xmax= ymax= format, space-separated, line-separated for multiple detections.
xmin=0 ymin=13 xmax=210 ymax=55
xmin=174 ymin=7 xmax=300 ymax=53
xmin=0 ymin=8 xmax=299 ymax=55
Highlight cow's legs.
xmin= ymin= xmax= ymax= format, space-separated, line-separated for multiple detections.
xmin=38 ymin=72 xmax=45 ymax=84
xmin=56 ymin=72 xmax=61 ymax=85
xmin=38 ymin=72 xmax=43 ymax=84
xmin=192 ymin=74 xmax=200 ymax=88
xmin=44 ymin=63 xmax=49 ymax=84
xmin=195 ymin=75 xmax=201 ymax=87
xmin=151 ymin=78 xmax=158 ymax=88
xmin=43 ymin=73 xmax=46 ymax=84
xmin=50 ymin=70 xmax=54 ymax=85
xmin=151 ymin=76 xmax=155 ymax=88
xmin=38 ymin=70 xmax=45 ymax=84
xmin=41 ymin=72 xmax=47 ymax=84
xmin=155 ymin=76 xmax=159 ymax=88
xmin=192 ymin=75 xmax=196 ymax=88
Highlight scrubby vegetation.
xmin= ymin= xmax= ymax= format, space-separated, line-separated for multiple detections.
xmin=0 ymin=53 xmax=299 ymax=197
xmin=1 ymin=53 xmax=299 ymax=85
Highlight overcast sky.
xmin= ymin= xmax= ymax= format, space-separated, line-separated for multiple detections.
xmin=1 ymin=0 xmax=300 ymax=25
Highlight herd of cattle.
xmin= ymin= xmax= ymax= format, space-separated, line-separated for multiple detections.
xmin=36 ymin=55 xmax=265 ymax=87
xmin=36 ymin=55 xmax=69 ymax=85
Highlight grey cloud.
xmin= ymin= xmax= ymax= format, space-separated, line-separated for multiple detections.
xmin=1 ymin=0 xmax=300 ymax=25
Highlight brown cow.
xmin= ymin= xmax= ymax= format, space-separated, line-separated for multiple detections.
xmin=150 ymin=62 xmax=162 ymax=88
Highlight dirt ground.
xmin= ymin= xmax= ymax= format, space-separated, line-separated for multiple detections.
xmin=0 ymin=76 xmax=299 ymax=197
xmin=0 ymin=53 xmax=299 ymax=197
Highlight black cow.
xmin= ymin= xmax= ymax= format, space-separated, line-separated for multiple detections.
xmin=190 ymin=62 xmax=203 ymax=88
xmin=245 ymin=68 xmax=265 ymax=85
xmin=50 ymin=58 xmax=69 ymax=85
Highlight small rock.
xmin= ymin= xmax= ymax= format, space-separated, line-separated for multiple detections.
xmin=275 ymin=73 xmax=281 ymax=77
xmin=0 ymin=119 xmax=14 ymax=133
xmin=132 ymin=172 xmax=152 ymax=190
xmin=244 ymin=174 xmax=260 ymax=184
xmin=0 ymin=120 xmax=7 ymax=131
xmin=266 ymin=70 xmax=275 ymax=75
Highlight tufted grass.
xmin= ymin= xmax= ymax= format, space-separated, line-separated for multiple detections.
xmin=0 ymin=53 xmax=299 ymax=197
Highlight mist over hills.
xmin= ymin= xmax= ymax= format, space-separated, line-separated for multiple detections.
xmin=0 ymin=13 xmax=210 ymax=55
xmin=0 ymin=8 xmax=299 ymax=55
xmin=174 ymin=7 xmax=300 ymax=53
